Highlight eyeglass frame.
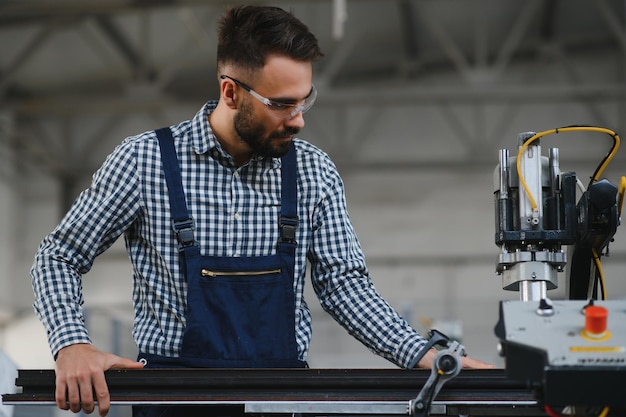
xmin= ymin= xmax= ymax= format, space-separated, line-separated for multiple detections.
xmin=220 ymin=74 xmax=317 ymax=119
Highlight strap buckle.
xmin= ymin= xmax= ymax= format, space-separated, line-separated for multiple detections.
xmin=279 ymin=215 xmax=299 ymax=245
xmin=172 ymin=218 xmax=196 ymax=251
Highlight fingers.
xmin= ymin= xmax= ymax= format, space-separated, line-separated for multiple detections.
xmin=92 ymin=370 xmax=110 ymax=417
xmin=93 ymin=355 xmax=144 ymax=416
xmin=460 ymin=356 xmax=494 ymax=369
xmin=109 ymin=357 xmax=146 ymax=370
xmin=77 ymin=373 xmax=96 ymax=414
xmin=55 ymin=344 xmax=144 ymax=416
xmin=54 ymin=375 xmax=69 ymax=411
xmin=56 ymin=363 xmax=101 ymax=414
xmin=55 ymin=367 xmax=97 ymax=414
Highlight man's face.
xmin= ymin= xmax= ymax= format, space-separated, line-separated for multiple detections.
xmin=231 ymin=55 xmax=313 ymax=158
xmin=233 ymin=96 xmax=299 ymax=158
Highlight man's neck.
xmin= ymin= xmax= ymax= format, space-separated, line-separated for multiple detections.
xmin=208 ymin=105 xmax=252 ymax=166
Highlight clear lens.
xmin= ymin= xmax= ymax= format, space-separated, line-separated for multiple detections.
xmin=221 ymin=75 xmax=317 ymax=120
xmin=283 ymin=85 xmax=317 ymax=119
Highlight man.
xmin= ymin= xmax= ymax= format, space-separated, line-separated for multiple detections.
xmin=31 ymin=5 xmax=491 ymax=417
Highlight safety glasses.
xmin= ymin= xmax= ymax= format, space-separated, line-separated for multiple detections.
xmin=220 ymin=74 xmax=317 ymax=120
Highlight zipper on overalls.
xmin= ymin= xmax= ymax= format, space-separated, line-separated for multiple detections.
xmin=201 ymin=269 xmax=282 ymax=277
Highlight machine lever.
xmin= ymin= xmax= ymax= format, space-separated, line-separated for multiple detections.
xmin=409 ymin=340 xmax=465 ymax=417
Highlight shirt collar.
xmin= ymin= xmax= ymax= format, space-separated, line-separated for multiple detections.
xmin=191 ymin=100 xmax=219 ymax=155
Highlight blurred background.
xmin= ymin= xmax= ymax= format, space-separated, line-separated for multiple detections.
xmin=1 ymin=0 xmax=626 ymax=415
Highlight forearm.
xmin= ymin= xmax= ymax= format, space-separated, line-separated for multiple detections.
xmin=307 ymin=157 xmax=430 ymax=368
xmin=317 ymin=275 xmax=428 ymax=368
xmin=31 ymin=244 xmax=93 ymax=358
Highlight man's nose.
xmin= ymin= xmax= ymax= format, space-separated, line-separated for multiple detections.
xmin=284 ymin=111 xmax=305 ymax=129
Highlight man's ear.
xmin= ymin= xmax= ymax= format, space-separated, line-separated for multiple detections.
xmin=220 ymin=78 xmax=238 ymax=110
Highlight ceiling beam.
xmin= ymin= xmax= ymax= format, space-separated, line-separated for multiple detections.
xmin=0 ymin=23 xmax=58 ymax=94
xmin=5 ymin=81 xmax=626 ymax=117
xmin=492 ymin=0 xmax=543 ymax=77
xmin=0 ymin=0 xmax=312 ymax=26
xmin=93 ymin=15 xmax=155 ymax=80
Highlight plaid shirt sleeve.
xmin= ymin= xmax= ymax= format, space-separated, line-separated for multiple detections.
xmin=31 ymin=140 xmax=142 ymax=358
xmin=302 ymin=145 xmax=428 ymax=369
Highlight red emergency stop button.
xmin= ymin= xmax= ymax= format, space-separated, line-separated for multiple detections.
xmin=582 ymin=305 xmax=610 ymax=341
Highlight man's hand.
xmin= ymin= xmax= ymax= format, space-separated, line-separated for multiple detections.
xmin=55 ymin=343 xmax=144 ymax=416
xmin=416 ymin=348 xmax=494 ymax=369
xmin=459 ymin=355 xmax=494 ymax=369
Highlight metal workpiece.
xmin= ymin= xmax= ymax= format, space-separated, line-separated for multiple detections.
xmin=3 ymin=368 xmax=543 ymax=416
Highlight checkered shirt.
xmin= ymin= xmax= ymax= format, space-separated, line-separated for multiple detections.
xmin=31 ymin=101 xmax=428 ymax=368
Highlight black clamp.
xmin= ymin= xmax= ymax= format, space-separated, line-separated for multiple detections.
xmin=279 ymin=215 xmax=299 ymax=245
xmin=411 ymin=329 xmax=455 ymax=367
xmin=172 ymin=218 xmax=196 ymax=251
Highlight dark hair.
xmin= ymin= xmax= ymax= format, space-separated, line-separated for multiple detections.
xmin=217 ymin=5 xmax=323 ymax=75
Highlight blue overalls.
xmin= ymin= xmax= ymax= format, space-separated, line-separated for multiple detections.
xmin=132 ymin=127 xmax=305 ymax=417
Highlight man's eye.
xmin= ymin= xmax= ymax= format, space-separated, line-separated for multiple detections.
xmin=268 ymin=101 xmax=291 ymax=110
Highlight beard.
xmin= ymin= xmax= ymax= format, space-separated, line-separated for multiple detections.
xmin=234 ymin=99 xmax=299 ymax=158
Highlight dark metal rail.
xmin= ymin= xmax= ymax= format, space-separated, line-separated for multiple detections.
xmin=4 ymin=368 xmax=545 ymax=416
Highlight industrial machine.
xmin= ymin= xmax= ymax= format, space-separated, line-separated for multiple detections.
xmin=493 ymin=126 xmax=626 ymax=417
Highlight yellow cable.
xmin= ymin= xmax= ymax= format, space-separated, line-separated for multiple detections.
xmin=618 ymin=176 xmax=626 ymax=217
xmin=598 ymin=406 xmax=610 ymax=417
xmin=592 ymin=248 xmax=607 ymax=300
xmin=516 ymin=126 xmax=621 ymax=212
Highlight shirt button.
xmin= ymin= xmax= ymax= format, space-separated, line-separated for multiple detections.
xmin=233 ymin=172 xmax=240 ymax=178
xmin=234 ymin=213 xmax=240 ymax=220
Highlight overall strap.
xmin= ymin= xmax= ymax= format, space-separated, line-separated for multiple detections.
xmin=156 ymin=126 xmax=296 ymax=252
xmin=155 ymin=127 xmax=197 ymax=253
xmin=279 ymin=141 xmax=298 ymax=248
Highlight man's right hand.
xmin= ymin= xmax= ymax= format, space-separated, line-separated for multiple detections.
xmin=55 ymin=343 xmax=144 ymax=416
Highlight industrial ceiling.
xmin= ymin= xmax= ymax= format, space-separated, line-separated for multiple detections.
xmin=1 ymin=0 xmax=625 ymax=208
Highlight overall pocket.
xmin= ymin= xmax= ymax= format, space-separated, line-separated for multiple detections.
xmin=181 ymin=266 xmax=293 ymax=361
